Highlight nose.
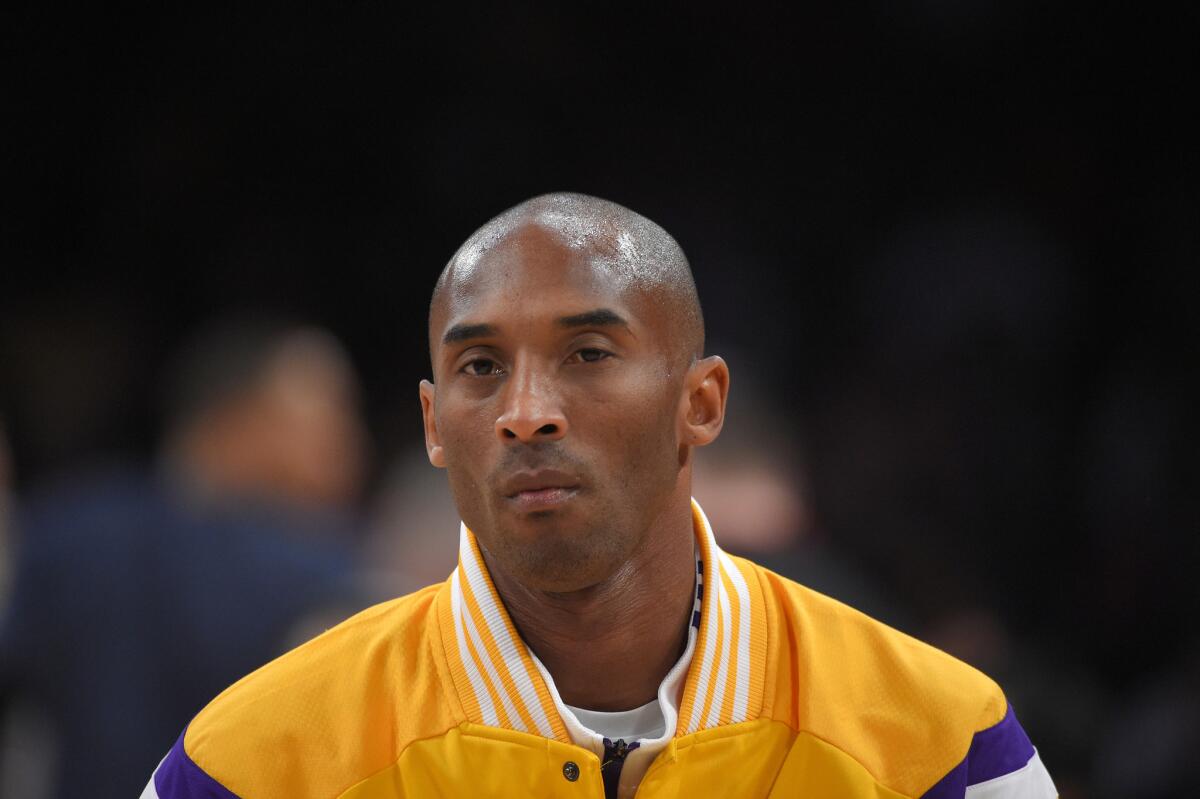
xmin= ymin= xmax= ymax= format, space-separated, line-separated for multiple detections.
xmin=495 ymin=360 xmax=568 ymax=444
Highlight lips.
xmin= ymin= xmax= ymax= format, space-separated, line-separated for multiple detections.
xmin=503 ymin=469 xmax=581 ymax=512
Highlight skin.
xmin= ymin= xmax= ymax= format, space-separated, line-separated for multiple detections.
xmin=171 ymin=332 xmax=367 ymax=509
xmin=421 ymin=200 xmax=729 ymax=710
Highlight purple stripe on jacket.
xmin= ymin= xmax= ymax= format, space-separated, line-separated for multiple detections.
xmin=154 ymin=729 xmax=241 ymax=799
xmin=920 ymin=704 xmax=1035 ymax=798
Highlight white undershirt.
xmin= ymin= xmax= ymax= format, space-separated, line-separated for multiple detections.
xmin=564 ymin=700 xmax=667 ymax=742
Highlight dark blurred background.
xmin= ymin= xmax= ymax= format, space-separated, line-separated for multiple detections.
xmin=1 ymin=4 xmax=1195 ymax=798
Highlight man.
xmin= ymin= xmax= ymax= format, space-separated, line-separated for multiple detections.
xmin=143 ymin=194 xmax=1056 ymax=798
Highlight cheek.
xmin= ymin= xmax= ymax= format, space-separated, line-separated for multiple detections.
xmin=588 ymin=383 xmax=680 ymax=486
xmin=438 ymin=385 xmax=488 ymax=436
xmin=435 ymin=403 xmax=496 ymax=509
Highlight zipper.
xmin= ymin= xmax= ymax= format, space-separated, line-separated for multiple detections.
xmin=600 ymin=737 xmax=640 ymax=799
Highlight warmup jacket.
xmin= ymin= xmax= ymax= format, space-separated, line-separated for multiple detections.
xmin=144 ymin=501 xmax=1056 ymax=798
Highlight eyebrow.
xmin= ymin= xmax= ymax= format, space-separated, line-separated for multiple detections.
xmin=443 ymin=308 xmax=629 ymax=345
xmin=556 ymin=308 xmax=629 ymax=329
xmin=443 ymin=322 xmax=497 ymax=344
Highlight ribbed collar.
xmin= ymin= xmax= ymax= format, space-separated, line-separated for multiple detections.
xmin=436 ymin=498 xmax=766 ymax=743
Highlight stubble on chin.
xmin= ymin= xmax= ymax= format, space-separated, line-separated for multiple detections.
xmin=484 ymin=513 xmax=634 ymax=593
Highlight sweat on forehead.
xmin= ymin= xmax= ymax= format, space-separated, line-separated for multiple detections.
xmin=430 ymin=192 xmax=704 ymax=360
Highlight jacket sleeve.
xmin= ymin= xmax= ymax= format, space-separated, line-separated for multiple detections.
xmin=140 ymin=730 xmax=241 ymax=799
xmin=919 ymin=705 xmax=1058 ymax=799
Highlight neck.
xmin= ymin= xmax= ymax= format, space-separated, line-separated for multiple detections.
xmin=484 ymin=501 xmax=697 ymax=712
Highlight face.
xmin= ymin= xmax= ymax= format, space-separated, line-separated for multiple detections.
xmin=254 ymin=336 xmax=367 ymax=508
xmin=422 ymin=225 xmax=696 ymax=592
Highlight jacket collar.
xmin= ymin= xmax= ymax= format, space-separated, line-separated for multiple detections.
xmin=436 ymin=498 xmax=766 ymax=743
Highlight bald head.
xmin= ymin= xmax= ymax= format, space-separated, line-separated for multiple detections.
xmin=430 ymin=192 xmax=704 ymax=367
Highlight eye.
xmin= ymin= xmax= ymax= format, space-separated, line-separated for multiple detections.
xmin=571 ymin=348 xmax=612 ymax=364
xmin=461 ymin=357 xmax=503 ymax=377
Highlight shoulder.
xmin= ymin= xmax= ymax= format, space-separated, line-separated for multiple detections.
xmin=157 ymin=581 xmax=459 ymax=799
xmin=748 ymin=561 xmax=1007 ymax=727
xmin=739 ymin=559 xmax=1051 ymax=798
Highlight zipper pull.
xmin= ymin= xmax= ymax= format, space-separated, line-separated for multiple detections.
xmin=601 ymin=738 xmax=635 ymax=770
xmin=600 ymin=738 xmax=640 ymax=799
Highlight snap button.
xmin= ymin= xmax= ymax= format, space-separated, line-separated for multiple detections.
xmin=562 ymin=760 xmax=580 ymax=782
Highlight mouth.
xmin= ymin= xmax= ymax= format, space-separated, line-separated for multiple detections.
xmin=503 ymin=470 xmax=582 ymax=513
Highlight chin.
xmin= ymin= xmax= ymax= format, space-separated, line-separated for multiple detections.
xmin=498 ymin=498 xmax=588 ymax=539
xmin=494 ymin=522 xmax=628 ymax=592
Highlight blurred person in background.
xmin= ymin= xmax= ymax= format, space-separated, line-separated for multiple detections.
xmin=691 ymin=367 xmax=914 ymax=634
xmin=363 ymin=449 xmax=461 ymax=601
xmin=0 ymin=417 xmax=11 ymax=612
xmin=1 ymin=416 xmax=57 ymax=799
xmin=0 ymin=316 xmax=370 ymax=799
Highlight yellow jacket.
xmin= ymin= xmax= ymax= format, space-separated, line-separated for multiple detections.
xmin=144 ymin=501 xmax=1054 ymax=798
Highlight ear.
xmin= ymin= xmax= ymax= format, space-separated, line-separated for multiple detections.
xmin=419 ymin=379 xmax=446 ymax=468
xmin=679 ymin=355 xmax=730 ymax=448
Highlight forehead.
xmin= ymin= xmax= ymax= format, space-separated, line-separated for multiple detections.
xmin=433 ymin=224 xmax=654 ymax=338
